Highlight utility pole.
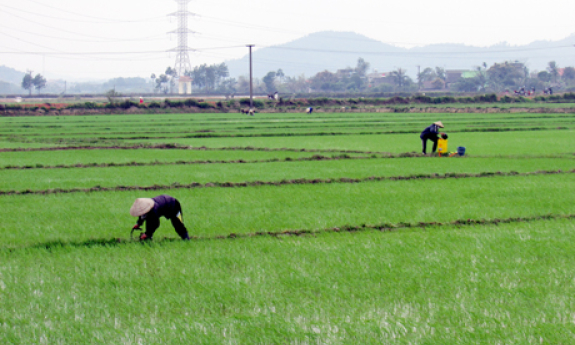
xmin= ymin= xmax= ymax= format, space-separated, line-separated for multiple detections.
xmin=417 ymin=65 xmax=421 ymax=91
xmin=25 ymin=70 xmax=33 ymax=97
xmin=247 ymin=44 xmax=254 ymax=110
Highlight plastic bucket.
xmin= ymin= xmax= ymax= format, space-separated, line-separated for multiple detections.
xmin=457 ymin=146 xmax=466 ymax=156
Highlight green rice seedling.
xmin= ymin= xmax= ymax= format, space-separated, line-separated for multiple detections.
xmin=1 ymin=157 xmax=574 ymax=192
xmin=136 ymin=129 xmax=575 ymax=156
xmin=0 ymin=174 xmax=574 ymax=246
xmin=1 ymin=218 xmax=575 ymax=343
xmin=0 ymin=148 xmax=336 ymax=168
xmin=3 ymin=112 xmax=575 ymax=150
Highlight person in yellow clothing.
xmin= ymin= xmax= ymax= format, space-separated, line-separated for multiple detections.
xmin=420 ymin=121 xmax=447 ymax=154
xmin=437 ymin=133 xmax=449 ymax=155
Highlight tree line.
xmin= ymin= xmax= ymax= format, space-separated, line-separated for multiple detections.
xmin=19 ymin=59 xmax=574 ymax=96
xmin=452 ymin=61 xmax=573 ymax=93
xmin=21 ymin=72 xmax=46 ymax=96
xmin=151 ymin=63 xmax=231 ymax=94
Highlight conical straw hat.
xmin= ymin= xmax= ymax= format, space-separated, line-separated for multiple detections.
xmin=434 ymin=121 xmax=444 ymax=128
xmin=130 ymin=198 xmax=154 ymax=217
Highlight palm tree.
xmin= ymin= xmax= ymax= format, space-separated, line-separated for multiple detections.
xmin=474 ymin=64 xmax=488 ymax=92
xmin=390 ymin=68 xmax=408 ymax=89
xmin=276 ymin=69 xmax=285 ymax=84
xmin=435 ymin=67 xmax=446 ymax=81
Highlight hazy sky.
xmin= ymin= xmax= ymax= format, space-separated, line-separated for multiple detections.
xmin=1 ymin=0 xmax=574 ymax=81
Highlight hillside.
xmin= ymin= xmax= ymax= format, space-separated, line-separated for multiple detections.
xmin=0 ymin=80 xmax=22 ymax=95
xmin=225 ymin=31 xmax=575 ymax=78
xmin=0 ymin=65 xmax=26 ymax=85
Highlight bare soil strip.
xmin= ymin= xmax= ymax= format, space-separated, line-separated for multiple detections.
xmin=24 ymin=126 xmax=572 ymax=142
xmin=1 ymin=154 xmax=382 ymax=170
xmin=7 ymin=152 xmax=571 ymax=171
xmin=216 ymin=213 xmax=572 ymax=240
xmin=1 ymin=169 xmax=570 ymax=196
xmin=2 ymin=127 xmax=568 ymax=147
xmin=0 ymin=144 xmax=379 ymax=154
xmin=9 ymin=213 xmax=573 ymax=252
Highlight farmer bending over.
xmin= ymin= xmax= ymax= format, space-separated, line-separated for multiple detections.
xmin=130 ymin=194 xmax=189 ymax=240
xmin=420 ymin=121 xmax=446 ymax=154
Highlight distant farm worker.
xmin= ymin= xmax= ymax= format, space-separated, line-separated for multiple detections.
xmin=437 ymin=133 xmax=449 ymax=155
xmin=306 ymin=107 xmax=313 ymax=114
xmin=420 ymin=121 xmax=446 ymax=154
xmin=130 ymin=194 xmax=189 ymax=241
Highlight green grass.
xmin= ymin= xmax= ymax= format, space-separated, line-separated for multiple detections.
xmin=1 ymin=218 xmax=575 ymax=344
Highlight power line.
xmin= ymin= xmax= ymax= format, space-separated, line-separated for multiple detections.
xmin=197 ymin=14 xmax=575 ymax=49
xmin=0 ymin=24 xmax=167 ymax=44
xmin=199 ymin=15 xmax=304 ymax=36
xmin=263 ymin=44 xmax=575 ymax=56
xmin=202 ymin=0 xmax=575 ymax=30
xmin=0 ymin=32 xmax=65 ymax=54
xmin=18 ymin=0 xmax=167 ymax=23
xmin=0 ymin=46 xmax=244 ymax=56
xmin=2 ymin=43 xmax=572 ymax=60
xmin=0 ymin=3 xmax=162 ymax=24
xmin=1 ymin=9 xmax=165 ymax=41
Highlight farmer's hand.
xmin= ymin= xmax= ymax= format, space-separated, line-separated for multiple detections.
xmin=132 ymin=224 xmax=141 ymax=230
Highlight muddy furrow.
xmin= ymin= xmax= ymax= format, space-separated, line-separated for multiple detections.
xmin=24 ymin=126 xmax=574 ymax=142
xmin=0 ymin=144 xmax=381 ymax=155
xmin=1 ymin=169 xmax=571 ymax=196
xmin=6 ymin=213 xmax=574 ymax=252
xmin=2 ymin=127 xmax=569 ymax=147
xmin=1 ymin=154 xmax=383 ymax=170
xmin=217 ymin=213 xmax=574 ymax=240
xmin=3 ymin=152 xmax=449 ymax=170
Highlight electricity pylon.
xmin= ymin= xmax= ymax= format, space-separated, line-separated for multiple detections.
xmin=169 ymin=0 xmax=195 ymax=76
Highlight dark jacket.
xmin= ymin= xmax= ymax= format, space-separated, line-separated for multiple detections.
xmin=420 ymin=124 xmax=440 ymax=140
xmin=137 ymin=194 xmax=180 ymax=226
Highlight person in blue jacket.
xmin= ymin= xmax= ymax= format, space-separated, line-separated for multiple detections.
xmin=130 ymin=194 xmax=189 ymax=240
xmin=420 ymin=121 xmax=446 ymax=154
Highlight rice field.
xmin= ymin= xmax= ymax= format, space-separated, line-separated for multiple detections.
xmin=1 ymin=110 xmax=575 ymax=344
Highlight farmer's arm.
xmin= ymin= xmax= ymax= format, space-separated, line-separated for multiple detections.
xmin=133 ymin=215 xmax=146 ymax=229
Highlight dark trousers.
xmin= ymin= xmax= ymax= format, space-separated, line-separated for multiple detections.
xmin=145 ymin=201 xmax=188 ymax=239
xmin=421 ymin=137 xmax=438 ymax=154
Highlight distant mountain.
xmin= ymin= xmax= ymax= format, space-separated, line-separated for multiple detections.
xmin=0 ymin=65 xmax=26 ymax=85
xmin=225 ymin=31 xmax=575 ymax=79
xmin=0 ymin=80 xmax=22 ymax=94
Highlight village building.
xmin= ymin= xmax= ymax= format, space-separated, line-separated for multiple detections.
xmin=335 ymin=68 xmax=354 ymax=79
xmin=445 ymin=70 xmax=468 ymax=88
xmin=177 ymin=76 xmax=193 ymax=95
xmin=366 ymin=70 xmax=394 ymax=87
